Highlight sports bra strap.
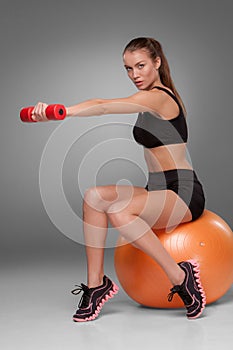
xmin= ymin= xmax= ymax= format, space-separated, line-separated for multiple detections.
xmin=152 ymin=86 xmax=182 ymax=113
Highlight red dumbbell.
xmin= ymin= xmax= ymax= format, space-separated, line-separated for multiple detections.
xmin=20 ymin=104 xmax=67 ymax=122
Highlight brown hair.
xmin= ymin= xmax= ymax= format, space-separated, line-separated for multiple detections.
xmin=123 ymin=37 xmax=186 ymax=114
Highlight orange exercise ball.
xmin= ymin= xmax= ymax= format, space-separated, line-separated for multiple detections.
xmin=114 ymin=210 xmax=233 ymax=308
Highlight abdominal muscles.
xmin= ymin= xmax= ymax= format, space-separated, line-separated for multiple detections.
xmin=144 ymin=144 xmax=193 ymax=172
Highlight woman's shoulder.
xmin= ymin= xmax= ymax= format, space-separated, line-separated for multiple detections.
xmin=132 ymin=87 xmax=178 ymax=115
xmin=129 ymin=89 xmax=167 ymax=109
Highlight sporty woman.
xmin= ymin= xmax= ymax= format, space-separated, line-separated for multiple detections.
xmin=32 ymin=37 xmax=206 ymax=321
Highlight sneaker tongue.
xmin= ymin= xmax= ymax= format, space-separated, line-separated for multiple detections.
xmin=79 ymin=286 xmax=92 ymax=308
xmin=81 ymin=283 xmax=89 ymax=290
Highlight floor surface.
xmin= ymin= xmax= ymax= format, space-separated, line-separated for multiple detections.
xmin=1 ymin=255 xmax=233 ymax=350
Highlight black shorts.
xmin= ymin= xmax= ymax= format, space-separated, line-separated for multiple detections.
xmin=145 ymin=169 xmax=205 ymax=221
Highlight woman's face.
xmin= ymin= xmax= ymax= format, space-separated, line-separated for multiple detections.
xmin=123 ymin=49 xmax=161 ymax=91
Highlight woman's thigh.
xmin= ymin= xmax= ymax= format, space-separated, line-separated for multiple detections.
xmin=83 ymin=184 xmax=147 ymax=212
xmin=107 ymin=188 xmax=192 ymax=231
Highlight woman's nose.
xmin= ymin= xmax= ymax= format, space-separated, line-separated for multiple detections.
xmin=132 ymin=69 xmax=139 ymax=79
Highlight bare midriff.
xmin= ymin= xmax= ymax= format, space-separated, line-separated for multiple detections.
xmin=144 ymin=143 xmax=193 ymax=173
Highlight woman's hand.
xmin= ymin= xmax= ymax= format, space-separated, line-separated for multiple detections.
xmin=31 ymin=102 xmax=49 ymax=122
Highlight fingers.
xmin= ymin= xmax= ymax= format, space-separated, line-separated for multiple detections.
xmin=31 ymin=102 xmax=49 ymax=122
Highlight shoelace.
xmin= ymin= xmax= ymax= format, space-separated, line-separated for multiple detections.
xmin=71 ymin=283 xmax=91 ymax=308
xmin=167 ymin=285 xmax=182 ymax=302
xmin=167 ymin=284 xmax=192 ymax=304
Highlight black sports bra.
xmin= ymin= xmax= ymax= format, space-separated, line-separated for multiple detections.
xmin=133 ymin=86 xmax=188 ymax=148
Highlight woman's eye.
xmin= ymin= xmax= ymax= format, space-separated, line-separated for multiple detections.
xmin=138 ymin=64 xmax=144 ymax=69
xmin=126 ymin=67 xmax=132 ymax=72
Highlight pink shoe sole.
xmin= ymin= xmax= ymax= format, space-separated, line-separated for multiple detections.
xmin=186 ymin=259 xmax=206 ymax=319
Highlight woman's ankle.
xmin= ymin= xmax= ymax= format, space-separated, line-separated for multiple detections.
xmin=171 ymin=268 xmax=186 ymax=286
xmin=87 ymin=274 xmax=104 ymax=288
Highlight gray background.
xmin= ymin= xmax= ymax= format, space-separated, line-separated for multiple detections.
xmin=1 ymin=1 xmax=233 ymax=349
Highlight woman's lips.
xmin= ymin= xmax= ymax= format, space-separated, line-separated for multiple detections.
xmin=135 ymin=81 xmax=143 ymax=87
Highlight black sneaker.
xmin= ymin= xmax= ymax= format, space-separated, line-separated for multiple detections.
xmin=168 ymin=260 xmax=206 ymax=319
xmin=71 ymin=275 xmax=119 ymax=322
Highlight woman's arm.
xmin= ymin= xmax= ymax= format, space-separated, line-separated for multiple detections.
xmin=31 ymin=90 xmax=164 ymax=121
xmin=66 ymin=91 xmax=163 ymax=117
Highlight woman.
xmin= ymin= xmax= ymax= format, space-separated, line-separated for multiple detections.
xmin=32 ymin=37 xmax=206 ymax=321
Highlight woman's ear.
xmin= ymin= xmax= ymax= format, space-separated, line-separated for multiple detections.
xmin=154 ymin=56 xmax=161 ymax=70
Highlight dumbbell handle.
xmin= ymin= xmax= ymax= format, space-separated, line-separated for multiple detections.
xmin=20 ymin=104 xmax=67 ymax=122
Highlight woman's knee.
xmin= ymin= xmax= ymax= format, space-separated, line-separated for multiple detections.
xmin=83 ymin=187 xmax=103 ymax=212
xmin=107 ymin=201 xmax=131 ymax=228
xmin=83 ymin=186 xmax=117 ymax=213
